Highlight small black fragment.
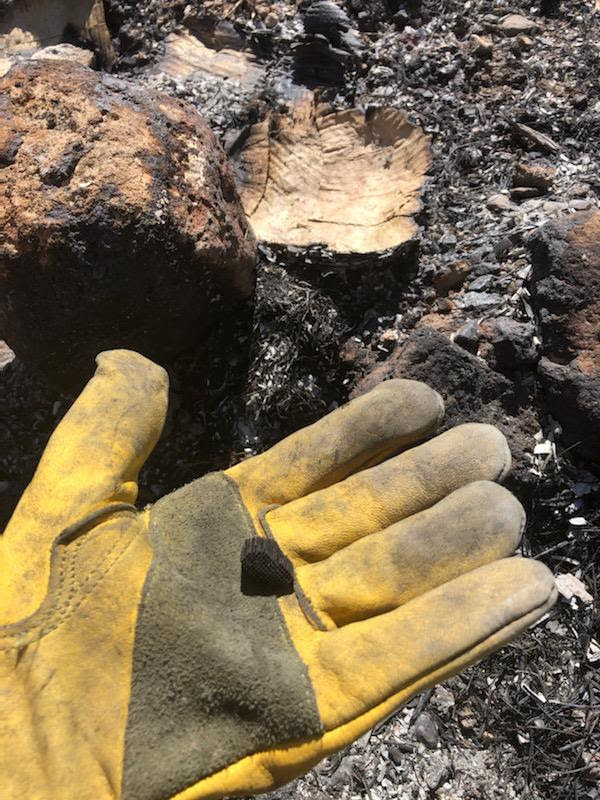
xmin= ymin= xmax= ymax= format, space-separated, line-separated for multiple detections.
xmin=241 ymin=537 xmax=295 ymax=596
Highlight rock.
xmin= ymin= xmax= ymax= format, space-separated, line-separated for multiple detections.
xmin=387 ymin=744 xmax=407 ymax=766
xmin=380 ymin=328 xmax=399 ymax=344
xmin=351 ymin=327 xmax=540 ymax=488
xmin=0 ymin=60 xmax=256 ymax=388
xmin=493 ymin=236 xmax=513 ymax=259
xmin=531 ymin=212 xmax=600 ymax=366
xmin=294 ymin=1 xmax=362 ymax=82
xmin=457 ymin=704 xmax=478 ymax=732
xmin=417 ymin=311 xmax=459 ymax=337
xmin=254 ymin=3 xmax=270 ymax=18
xmin=480 ymin=318 xmax=537 ymax=370
xmin=510 ymin=186 xmax=542 ymax=201
xmin=497 ymin=14 xmax=538 ymax=36
xmin=455 ymin=291 xmax=503 ymax=310
xmin=0 ymin=340 xmax=15 ymax=370
xmin=468 ymin=274 xmax=494 ymax=291
xmin=486 ymin=193 xmax=512 ymax=212
xmin=583 ymin=751 xmax=600 ymax=782
xmin=538 ymin=358 xmax=600 ymax=463
xmin=513 ymin=162 xmax=556 ymax=191
xmin=431 ymin=686 xmax=455 ymax=717
xmin=0 ymin=0 xmax=115 ymax=68
xmin=433 ymin=259 xmax=471 ymax=292
xmin=413 ymin=711 xmax=439 ymax=750
xmin=512 ymin=122 xmax=560 ymax=154
xmin=301 ymin=1 xmax=354 ymax=42
xmin=31 ymin=43 xmax=94 ymax=67
xmin=453 ymin=319 xmax=480 ymax=352
xmin=435 ymin=297 xmax=453 ymax=313
xmin=571 ymin=183 xmax=590 ymax=197
xmin=156 ymin=31 xmax=265 ymax=90
xmin=340 ymin=336 xmax=377 ymax=372
xmin=472 ymin=260 xmax=501 ymax=277
xmin=516 ymin=34 xmax=534 ymax=49
xmin=292 ymin=35 xmax=354 ymax=84
xmin=543 ymin=200 xmax=568 ymax=215
xmin=423 ymin=754 xmax=450 ymax=790
xmin=570 ymin=198 xmax=593 ymax=211
xmin=438 ymin=231 xmax=458 ymax=252
xmin=457 ymin=145 xmax=483 ymax=169
xmin=530 ymin=211 xmax=600 ymax=461
xmin=471 ymin=34 xmax=493 ymax=57
xmin=182 ymin=14 xmax=244 ymax=51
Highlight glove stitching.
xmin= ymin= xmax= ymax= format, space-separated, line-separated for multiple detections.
xmin=0 ymin=536 xmax=127 ymax=645
xmin=222 ymin=474 xmax=325 ymax=736
xmin=258 ymin=505 xmax=329 ymax=632
xmin=0 ymin=506 xmax=139 ymax=647
xmin=0 ymin=531 xmax=131 ymax=646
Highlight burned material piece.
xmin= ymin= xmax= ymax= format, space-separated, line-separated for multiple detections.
xmin=530 ymin=211 xmax=600 ymax=462
xmin=156 ymin=30 xmax=264 ymax=90
xmin=294 ymin=1 xmax=362 ymax=83
xmin=0 ymin=60 xmax=256 ymax=389
xmin=0 ymin=0 xmax=115 ymax=68
xmin=351 ymin=326 xmax=540 ymax=491
xmin=234 ymin=100 xmax=430 ymax=264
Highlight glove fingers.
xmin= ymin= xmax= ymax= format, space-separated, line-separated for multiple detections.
xmin=299 ymin=557 xmax=556 ymax=732
xmin=269 ymin=423 xmax=511 ymax=565
xmin=227 ymin=379 xmax=444 ymax=519
xmin=2 ymin=351 xmax=167 ymax=615
xmin=296 ymin=481 xmax=525 ymax=628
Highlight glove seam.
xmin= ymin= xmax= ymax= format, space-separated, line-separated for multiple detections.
xmin=221 ymin=473 xmax=325 ymax=735
xmin=0 ymin=506 xmax=139 ymax=647
xmin=256 ymin=505 xmax=329 ymax=632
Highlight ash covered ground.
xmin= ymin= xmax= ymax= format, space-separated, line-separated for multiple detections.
xmin=2 ymin=1 xmax=600 ymax=798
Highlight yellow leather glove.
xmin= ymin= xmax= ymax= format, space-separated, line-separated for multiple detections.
xmin=0 ymin=350 xmax=556 ymax=800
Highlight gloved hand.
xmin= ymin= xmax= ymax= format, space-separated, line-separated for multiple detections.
xmin=0 ymin=350 xmax=556 ymax=800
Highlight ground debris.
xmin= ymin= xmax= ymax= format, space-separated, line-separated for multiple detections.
xmin=555 ymin=573 xmax=594 ymax=606
xmin=512 ymin=122 xmax=560 ymax=155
